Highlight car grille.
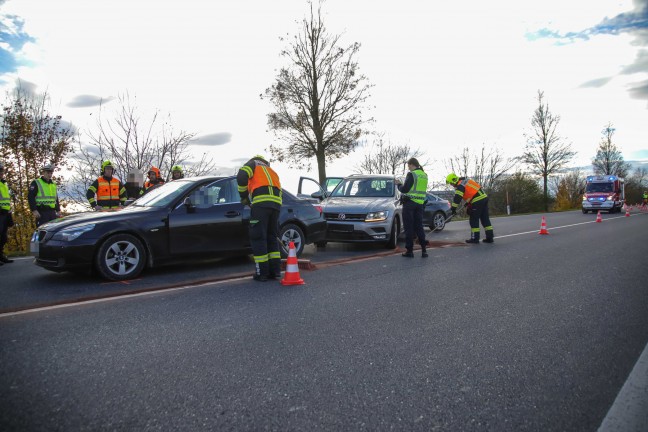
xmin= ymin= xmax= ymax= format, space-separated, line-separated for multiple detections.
xmin=324 ymin=212 xmax=366 ymax=222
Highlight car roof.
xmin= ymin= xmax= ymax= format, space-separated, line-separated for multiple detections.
xmin=343 ymin=174 xmax=395 ymax=179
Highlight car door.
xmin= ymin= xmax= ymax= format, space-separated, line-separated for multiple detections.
xmin=297 ymin=176 xmax=344 ymax=201
xmin=168 ymin=178 xmax=249 ymax=256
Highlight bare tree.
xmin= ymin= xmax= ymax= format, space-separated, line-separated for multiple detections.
xmin=355 ymin=133 xmax=427 ymax=176
xmin=444 ymin=144 xmax=516 ymax=192
xmin=592 ymin=122 xmax=630 ymax=177
xmin=68 ymin=93 xmax=216 ymax=207
xmin=262 ymin=0 xmax=373 ymax=184
xmin=522 ymin=90 xmax=576 ymax=211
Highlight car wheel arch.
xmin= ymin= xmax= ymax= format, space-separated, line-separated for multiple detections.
xmin=95 ymin=230 xmax=154 ymax=269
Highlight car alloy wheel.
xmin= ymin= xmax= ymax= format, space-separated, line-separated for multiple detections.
xmin=96 ymin=233 xmax=146 ymax=281
xmin=279 ymin=223 xmax=305 ymax=258
xmin=432 ymin=211 xmax=446 ymax=231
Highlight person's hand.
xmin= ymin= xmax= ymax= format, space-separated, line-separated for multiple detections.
xmin=32 ymin=210 xmax=41 ymax=219
xmin=451 ymin=208 xmax=457 ymax=216
xmin=395 ymin=179 xmax=402 ymax=185
xmin=241 ymin=197 xmax=251 ymax=206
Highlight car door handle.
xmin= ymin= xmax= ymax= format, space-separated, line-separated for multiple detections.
xmin=225 ymin=211 xmax=240 ymax=218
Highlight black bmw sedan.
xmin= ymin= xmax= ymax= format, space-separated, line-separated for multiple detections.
xmin=30 ymin=176 xmax=326 ymax=280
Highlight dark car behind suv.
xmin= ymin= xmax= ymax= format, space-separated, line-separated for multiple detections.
xmin=31 ymin=176 xmax=326 ymax=280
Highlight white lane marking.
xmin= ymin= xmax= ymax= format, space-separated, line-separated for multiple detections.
xmin=497 ymin=213 xmax=644 ymax=239
xmin=0 ymin=276 xmax=250 ymax=319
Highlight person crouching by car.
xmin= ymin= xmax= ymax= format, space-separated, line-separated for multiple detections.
xmin=0 ymin=162 xmax=15 ymax=265
xmin=396 ymin=158 xmax=428 ymax=258
xmin=446 ymin=173 xmax=494 ymax=244
xmin=28 ymin=164 xmax=61 ymax=227
xmin=237 ymin=155 xmax=282 ymax=282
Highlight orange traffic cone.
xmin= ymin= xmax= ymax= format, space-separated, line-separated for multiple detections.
xmin=596 ymin=210 xmax=602 ymax=223
xmin=538 ymin=216 xmax=549 ymax=235
xmin=281 ymin=241 xmax=305 ymax=286
xmin=625 ymin=206 xmax=630 ymax=217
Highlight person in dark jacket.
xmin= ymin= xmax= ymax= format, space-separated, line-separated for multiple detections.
xmin=237 ymin=155 xmax=282 ymax=281
xmin=28 ymin=164 xmax=61 ymax=226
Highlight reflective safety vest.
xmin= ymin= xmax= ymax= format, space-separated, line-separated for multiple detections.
xmin=0 ymin=181 xmax=10 ymax=211
xmin=403 ymin=169 xmax=428 ymax=205
xmin=96 ymin=176 xmax=121 ymax=204
xmin=459 ymin=178 xmax=487 ymax=203
xmin=34 ymin=178 xmax=57 ymax=208
xmin=248 ymin=164 xmax=282 ymax=206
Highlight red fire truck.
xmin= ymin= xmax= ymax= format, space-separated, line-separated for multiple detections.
xmin=581 ymin=175 xmax=625 ymax=214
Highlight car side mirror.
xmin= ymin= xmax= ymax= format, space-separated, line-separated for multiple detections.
xmin=183 ymin=197 xmax=196 ymax=213
xmin=311 ymin=191 xmax=325 ymax=201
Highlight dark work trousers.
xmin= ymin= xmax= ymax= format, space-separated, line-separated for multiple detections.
xmin=0 ymin=212 xmax=9 ymax=255
xmin=402 ymin=200 xmax=426 ymax=252
xmin=249 ymin=205 xmax=281 ymax=277
xmin=36 ymin=208 xmax=58 ymax=227
xmin=468 ymin=197 xmax=494 ymax=240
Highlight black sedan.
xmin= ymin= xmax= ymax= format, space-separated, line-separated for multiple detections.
xmin=31 ymin=176 xmax=326 ymax=280
xmin=423 ymin=193 xmax=452 ymax=232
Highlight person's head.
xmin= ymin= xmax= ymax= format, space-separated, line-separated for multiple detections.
xmin=101 ymin=160 xmax=114 ymax=177
xmin=41 ymin=164 xmax=54 ymax=179
xmin=253 ymin=154 xmax=269 ymax=165
xmin=406 ymin=157 xmax=420 ymax=171
xmin=171 ymin=165 xmax=183 ymax=180
xmin=148 ymin=166 xmax=161 ymax=181
xmin=446 ymin=173 xmax=460 ymax=188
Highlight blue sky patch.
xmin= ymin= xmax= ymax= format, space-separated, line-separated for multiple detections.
xmin=0 ymin=13 xmax=35 ymax=75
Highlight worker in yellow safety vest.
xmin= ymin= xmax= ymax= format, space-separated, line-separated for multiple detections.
xmin=28 ymin=164 xmax=61 ymax=226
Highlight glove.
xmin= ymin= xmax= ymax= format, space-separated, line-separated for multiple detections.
xmin=32 ymin=210 xmax=41 ymax=219
xmin=451 ymin=208 xmax=457 ymax=216
xmin=241 ymin=197 xmax=251 ymax=206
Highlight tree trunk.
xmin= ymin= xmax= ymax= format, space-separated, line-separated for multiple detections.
xmin=543 ymin=175 xmax=548 ymax=212
xmin=317 ymin=148 xmax=327 ymax=185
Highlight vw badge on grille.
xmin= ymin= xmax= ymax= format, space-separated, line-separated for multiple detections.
xmin=337 ymin=213 xmax=346 ymax=220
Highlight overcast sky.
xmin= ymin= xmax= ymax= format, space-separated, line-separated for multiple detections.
xmin=1 ymin=0 xmax=647 ymax=189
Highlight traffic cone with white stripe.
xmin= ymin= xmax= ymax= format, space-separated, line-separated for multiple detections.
xmin=625 ymin=206 xmax=630 ymax=217
xmin=596 ymin=210 xmax=602 ymax=223
xmin=281 ymin=241 xmax=305 ymax=286
xmin=538 ymin=216 xmax=549 ymax=235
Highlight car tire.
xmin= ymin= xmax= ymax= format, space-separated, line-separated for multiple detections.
xmin=279 ymin=223 xmax=305 ymax=258
xmin=95 ymin=233 xmax=146 ymax=281
xmin=430 ymin=211 xmax=446 ymax=232
xmin=385 ymin=219 xmax=399 ymax=249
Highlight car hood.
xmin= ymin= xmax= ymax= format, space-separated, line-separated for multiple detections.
xmin=321 ymin=197 xmax=398 ymax=212
xmin=39 ymin=205 xmax=162 ymax=232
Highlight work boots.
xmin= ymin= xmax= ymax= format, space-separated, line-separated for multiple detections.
xmin=483 ymin=231 xmax=495 ymax=243
xmin=465 ymin=233 xmax=480 ymax=244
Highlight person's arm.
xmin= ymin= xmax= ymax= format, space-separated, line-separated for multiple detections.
xmin=236 ymin=160 xmax=254 ymax=204
xmin=28 ymin=180 xmax=38 ymax=211
xmin=451 ymin=184 xmax=465 ymax=214
xmin=119 ymin=181 xmax=127 ymax=206
xmin=87 ymin=179 xmax=99 ymax=208
xmin=397 ymin=172 xmax=414 ymax=194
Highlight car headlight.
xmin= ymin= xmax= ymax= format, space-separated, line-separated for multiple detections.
xmin=52 ymin=224 xmax=96 ymax=241
xmin=365 ymin=211 xmax=389 ymax=222
xmin=582 ymin=196 xmax=587 ymax=201
xmin=607 ymin=195 xmax=614 ymax=201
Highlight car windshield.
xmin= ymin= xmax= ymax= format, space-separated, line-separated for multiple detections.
xmin=586 ymin=183 xmax=613 ymax=193
xmin=330 ymin=178 xmax=394 ymax=198
xmin=130 ymin=180 xmax=197 ymax=207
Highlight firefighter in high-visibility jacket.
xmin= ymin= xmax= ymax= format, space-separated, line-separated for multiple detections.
xmin=446 ymin=173 xmax=494 ymax=244
xmin=397 ymin=157 xmax=429 ymax=257
xmin=86 ymin=160 xmax=127 ymax=210
xmin=643 ymin=191 xmax=648 ymax=207
xmin=237 ymin=155 xmax=282 ymax=282
xmin=0 ymin=162 xmax=15 ymax=265
xmin=28 ymin=164 xmax=60 ymax=227
xmin=142 ymin=166 xmax=165 ymax=194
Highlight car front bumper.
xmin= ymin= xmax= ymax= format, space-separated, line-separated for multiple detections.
xmin=33 ymin=237 xmax=97 ymax=271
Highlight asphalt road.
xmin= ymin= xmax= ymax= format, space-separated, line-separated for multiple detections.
xmin=1 ymin=210 xmax=647 ymax=431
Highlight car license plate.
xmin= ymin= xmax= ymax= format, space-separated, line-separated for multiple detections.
xmin=328 ymin=223 xmax=353 ymax=232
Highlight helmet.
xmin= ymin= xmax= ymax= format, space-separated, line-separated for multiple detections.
xmin=41 ymin=164 xmax=55 ymax=172
xmin=148 ymin=166 xmax=161 ymax=178
xmin=253 ymin=154 xmax=268 ymax=163
xmin=171 ymin=165 xmax=183 ymax=173
xmin=101 ymin=160 xmax=114 ymax=174
xmin=446 ymin=173 xmax=459 ymax=185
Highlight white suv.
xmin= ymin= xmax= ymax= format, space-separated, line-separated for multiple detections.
xmin=299 ymin=175 xmax=402 ymax=249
